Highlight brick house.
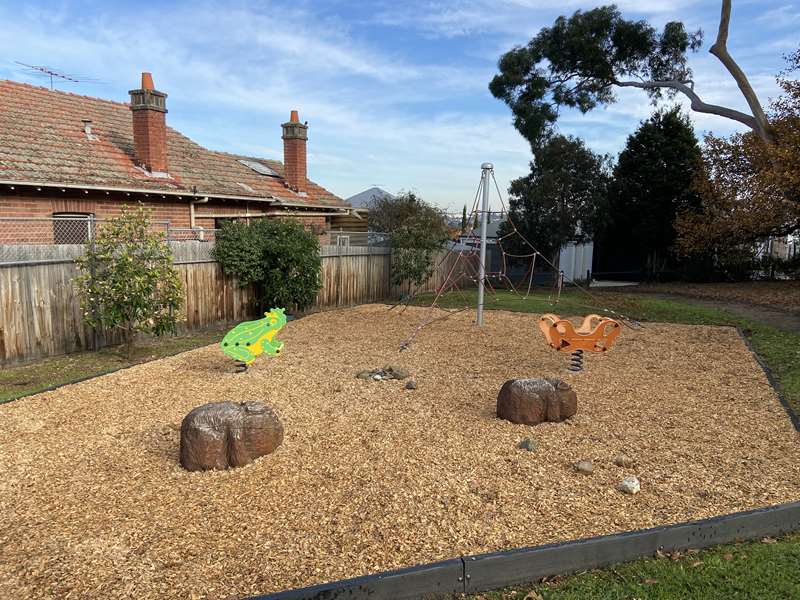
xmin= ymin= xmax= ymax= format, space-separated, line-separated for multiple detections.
xmin=0 ymin=73 xmax=366 ymax=243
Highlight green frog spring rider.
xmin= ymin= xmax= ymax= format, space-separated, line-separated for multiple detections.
xmin=221 ymin=308 xmax=287 ymax=372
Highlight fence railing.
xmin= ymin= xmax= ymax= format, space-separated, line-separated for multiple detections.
xmin=325 ymin=230 xmax=391 ymax=248
xmin=0 ymin=219 xmax=395 ymax=266
xmin=0 ymin=244 xmax=469 ymax=365
xmin=0 ymin=217 xmax=219 ymax=266
xmin=0 ymin=217 xmax=477 ymax=364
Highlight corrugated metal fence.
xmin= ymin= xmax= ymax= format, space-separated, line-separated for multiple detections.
xmin=0 ymin=241 xmax=475 ymax=365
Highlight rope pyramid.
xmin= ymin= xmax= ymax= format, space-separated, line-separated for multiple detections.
xmin=396 ymin=168 xmax=640 ymax=350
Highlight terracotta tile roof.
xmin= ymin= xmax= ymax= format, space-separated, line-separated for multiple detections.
xmin=0 ymin=80 xmax=348 ymax=208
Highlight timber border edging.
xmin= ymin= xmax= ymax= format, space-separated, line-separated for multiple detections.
xmin=250 ymin=501 xmax=800 ymax=599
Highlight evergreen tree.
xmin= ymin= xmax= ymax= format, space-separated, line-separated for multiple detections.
xmin=490 ymin=2 xmax=773 ymax=147
xmin=461 ymin=205 xmax=467 ymax=233
xmin=499 ymin=134 xmax=609 ymax=260
xmin=595 ymin=107 xmax=702 ymax=279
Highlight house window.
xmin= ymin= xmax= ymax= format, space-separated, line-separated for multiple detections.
xmin=52 ymin=213 xmax=94 ymax=245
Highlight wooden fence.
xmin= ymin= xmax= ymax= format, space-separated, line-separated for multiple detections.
xmin=0 ymin=244 xmax=476 ymax=365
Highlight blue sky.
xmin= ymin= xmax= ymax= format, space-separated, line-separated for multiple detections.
xmin=0 ymin=0 xmax=797 ymax=212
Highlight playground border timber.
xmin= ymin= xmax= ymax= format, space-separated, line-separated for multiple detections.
xmin=249 ymin=501 xmax=800 ymax=599
xmin=249 ymin=326 xmax=800 ymax=600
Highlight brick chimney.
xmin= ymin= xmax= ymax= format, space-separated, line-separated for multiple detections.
xmin=129 ymin=72 xmax=169 ymax=174
xmin=281 ymin=110 xmax=308 ymax=191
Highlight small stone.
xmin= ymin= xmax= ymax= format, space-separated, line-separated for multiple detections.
xmin=372 ymin=374 xmax=382 ymax=381
xmin=405 ymin=380 xmax=417 ymax=390
xmin=617 ymin=475 xmax=641 ymax=495
xmin=613 ymin=453 xmax=635 ymax=468
xmin=356 ymin=370 xmax=373 ymax=380
xmin=518 ymin=438 xmax=537 ymax=452
xmin=574 ymin=459 xmax=594 ymax=474
xmin=385 ymin=365 xmax=410 ymax=380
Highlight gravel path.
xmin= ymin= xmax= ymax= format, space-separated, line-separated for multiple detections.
xmin=1 ymin=305 xmax=798 ymax=599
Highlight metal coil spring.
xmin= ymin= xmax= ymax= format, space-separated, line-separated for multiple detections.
xmin=567 ymin=349 xmax=584 ymax=373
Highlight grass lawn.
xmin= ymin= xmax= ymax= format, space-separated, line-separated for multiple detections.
xmin=471 ymin=533 xmax=800 ymax=600
xmin=413 ymin=288 xmax=800 ymax=415
xmin=0 ymin=327 xmax=227 ymax=403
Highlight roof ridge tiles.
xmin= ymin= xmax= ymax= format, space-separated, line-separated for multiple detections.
xmin=0 ymin=79 xmax=132 ymax=108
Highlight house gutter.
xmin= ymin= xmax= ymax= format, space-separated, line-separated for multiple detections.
xmin=0 ymin=180 xmax=358 ymax=217
xmin=0 ymin=180 xmax=276 ymax=204
xmin=271 ymin=198 xmax=351 ymax=212
xmin=194 ymin=210 xmax=340 ymax=218
xmin=268 ymin=210 xmax=349 ymax=217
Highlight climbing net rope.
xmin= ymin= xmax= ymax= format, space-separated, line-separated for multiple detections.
xmin=396 ymin=167 xmax=641 ymax=350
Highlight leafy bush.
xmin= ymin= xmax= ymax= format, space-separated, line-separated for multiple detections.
xmin=75 ymin=205 xmax=183 ymax=358
xmin=368 ymin=191 xmax=449 ymax=286
xmin=212 ymin=218 xmax=322 ymax=310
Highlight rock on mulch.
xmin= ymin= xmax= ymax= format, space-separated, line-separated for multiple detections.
xmin=1 ymin=304 xmax=799 ymax=599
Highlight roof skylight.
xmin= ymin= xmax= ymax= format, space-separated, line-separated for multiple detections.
xmin=238 ymin=159 xmax=279 ymax=177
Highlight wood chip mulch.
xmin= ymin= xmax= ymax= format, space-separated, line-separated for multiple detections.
xmin=1 ymin=305 xmax=798 ymax=599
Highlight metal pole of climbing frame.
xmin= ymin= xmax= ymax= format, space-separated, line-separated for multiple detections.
xmin=476 ymin=162 xmax=493 ymax=326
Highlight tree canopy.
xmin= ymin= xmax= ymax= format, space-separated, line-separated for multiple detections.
xmin=676 ymin=49 xmax=800 ymax=254
xmin=500 ymin=134 xmax=610 ymax=260
xmin=595 ymin=107 xmax=702 ymax=278
xmin=490 ymin=1 xmax=773 ymax=147
xmin=368 ymin=191 xmax=449 ymax=286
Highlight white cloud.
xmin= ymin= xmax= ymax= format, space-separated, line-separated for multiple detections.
xmin=0 ymin=0 xmax=793 ymax=207
xmin=757 ymin=4 xmax=800 ymax=26
xmin=369 ymin=0 xmax=706 ymax=39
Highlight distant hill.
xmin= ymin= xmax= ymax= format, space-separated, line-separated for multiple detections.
xmin=346 ymin=187 xmax=394 ymax=208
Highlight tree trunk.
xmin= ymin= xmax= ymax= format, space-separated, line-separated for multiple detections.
xmin=709 ymin=0 xmax=773 ymax=143
xmin=126 ymin=323 xmax=135 ymax=360
xmin=616 ymin=1 xmax=773 ymax=144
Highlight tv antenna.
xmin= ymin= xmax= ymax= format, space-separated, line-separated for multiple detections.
xmin=14 ymin=61 xmax=102 ymax=90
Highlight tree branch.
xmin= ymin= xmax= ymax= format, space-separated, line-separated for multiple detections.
xmin=709 ymin=0 xmax=772 ymax=142
xmin=614 ymin=79 xmax=758 ymax=130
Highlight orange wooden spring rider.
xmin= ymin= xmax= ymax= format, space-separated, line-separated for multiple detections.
xmin=538 ymin=313 xmax=621 ymax=353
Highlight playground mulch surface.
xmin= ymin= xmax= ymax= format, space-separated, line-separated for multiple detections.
xmin=1 ymin=305 xmax=799 ymax=599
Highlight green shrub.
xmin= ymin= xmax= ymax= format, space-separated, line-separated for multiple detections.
xmin=75 ymin=205 xmax=183 ymax=358
xmin=368 ymin=191 xmax=449 ymax=286
xmin=212 ymin=218 xmax=322 ymax=311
